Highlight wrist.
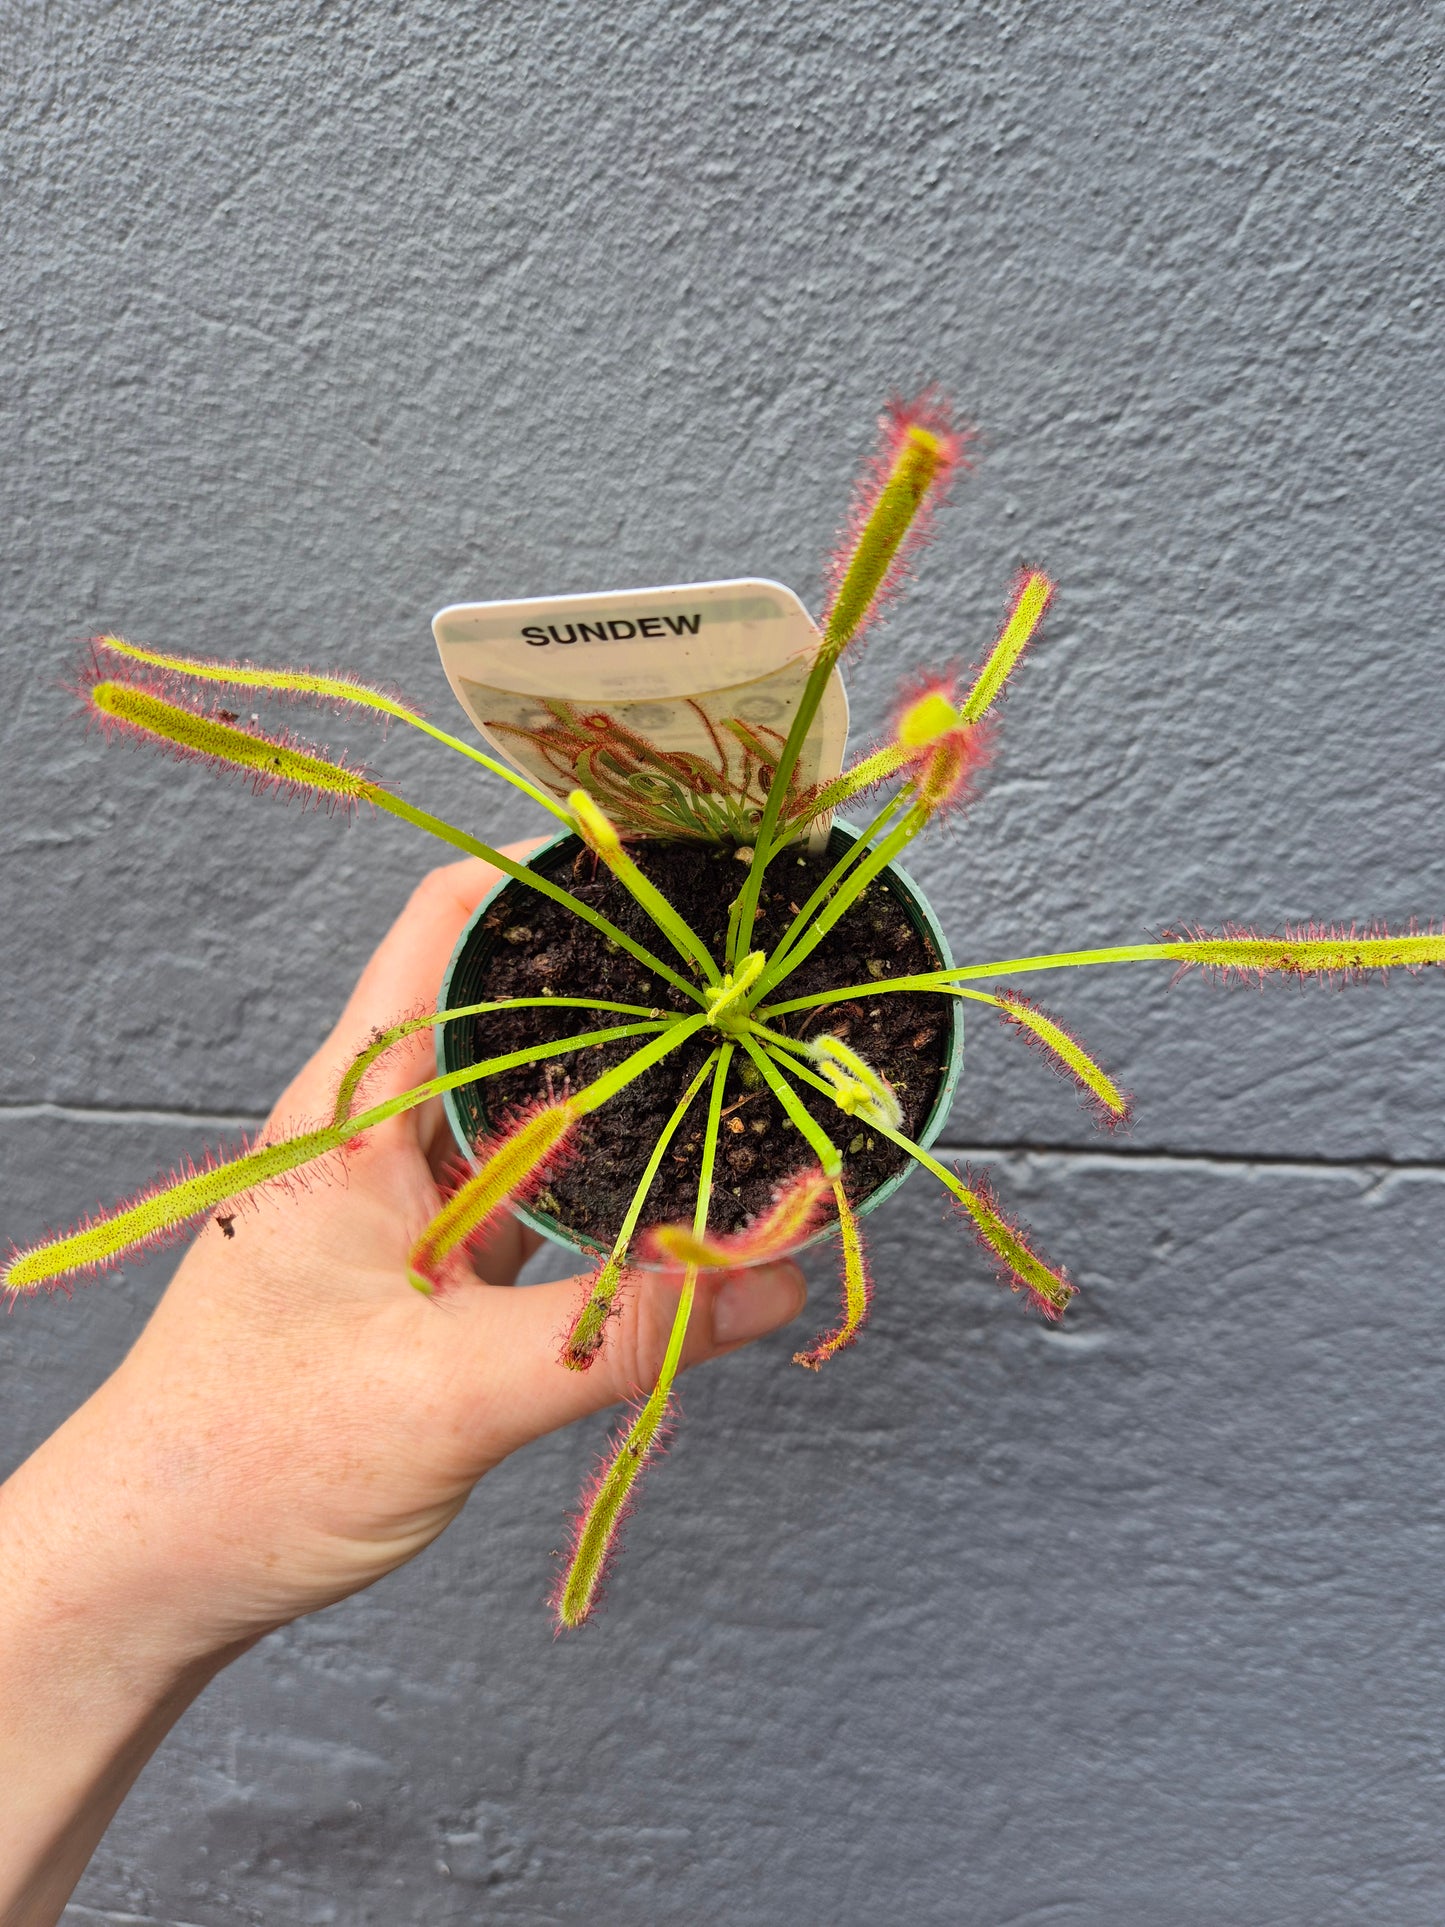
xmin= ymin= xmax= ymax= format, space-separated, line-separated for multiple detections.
xmin=0 ymin=1363 xmax=256 ymax=1673
xmin=0 ymin=1379 xmax=252 ymax=1924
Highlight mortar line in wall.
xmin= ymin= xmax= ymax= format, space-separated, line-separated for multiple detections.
xmin=932 ymin=1138 xmax=1445 ymax=1178
xmin=63 ymin=1906 xmax=212 ymax=1927
xmin=0 ymin=1101 xmax=266 ymax=1131
xmin=3 ymin=1103 xmax=1442 ymax=1182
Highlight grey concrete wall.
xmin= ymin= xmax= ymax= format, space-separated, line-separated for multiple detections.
xmin=4 ymin=2 xmax=1443 ymax=1920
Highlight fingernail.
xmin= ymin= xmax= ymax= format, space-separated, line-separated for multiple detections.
xmin=712 ymin=1262 xmax=807 ymax=1346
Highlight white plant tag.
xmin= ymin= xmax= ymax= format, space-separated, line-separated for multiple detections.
xmin=433 ymin=578 xmax=848 ymax=848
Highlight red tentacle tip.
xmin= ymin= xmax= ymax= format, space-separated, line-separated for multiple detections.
xmin=879 ymin=387 xmax=970 ymax=482
xmin=894 ymin=673 xmax=995 ymax=816
xmin=558 ymin=1262 xmax=619 ymax=1372
xmin=792 ymin=1255 xmax=874 ymax=1371
xmin=414 ymin=1102 xmax=578 ymax=1295
xmin=957 ymin=1164 xmax=1076 ymax=1323
xmin=995 ymin=990 xmax=1133 ymax=1133
xmin=546 ymin=1395 xmax=678 ymax=1631
xmin=821 ymin=389 xmax=973 ymax=647
xmin=639 ymin=1165 xmax=831 ymax=1270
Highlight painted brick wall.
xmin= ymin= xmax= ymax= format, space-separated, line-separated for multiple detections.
xmin=4 ymin=4 xmax=1442 ymax=1920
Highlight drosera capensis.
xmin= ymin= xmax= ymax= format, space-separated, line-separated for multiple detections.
xmin=10 ymin=392 xmax=1445 ymax=1629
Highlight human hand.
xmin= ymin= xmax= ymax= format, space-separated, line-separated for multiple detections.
xmin=99 ymin=848 xmax=806 ymax=1636
xmin=0 ymin=848 xmax=805 ymax=1922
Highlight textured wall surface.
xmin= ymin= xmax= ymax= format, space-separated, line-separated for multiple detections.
xmin=4 ymin=3 xmax=1444 ymax=1921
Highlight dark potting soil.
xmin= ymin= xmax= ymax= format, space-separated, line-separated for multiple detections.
xmin=456 ymin=838 xmax=953 ymax=1249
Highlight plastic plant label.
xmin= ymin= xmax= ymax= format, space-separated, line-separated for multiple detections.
xmin=432 ymin=578 xmax=849 ymax=848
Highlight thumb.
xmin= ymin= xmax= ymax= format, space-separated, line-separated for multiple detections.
xmin=471 ymin=1259 xmax=808 ymax=1455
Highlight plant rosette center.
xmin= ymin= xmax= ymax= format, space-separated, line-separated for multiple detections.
xmin=438 ymin=826 xmax=962 ymax=1261
xmin=702 ymin=953 xmax=768 ymax=1033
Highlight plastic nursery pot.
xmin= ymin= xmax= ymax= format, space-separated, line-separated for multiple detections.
xmin=438 ymin=822 xmax=963 ymax=1263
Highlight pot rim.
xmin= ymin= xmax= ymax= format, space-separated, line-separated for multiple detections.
xmin=436 ymin=820 xmax=963 ymax=1263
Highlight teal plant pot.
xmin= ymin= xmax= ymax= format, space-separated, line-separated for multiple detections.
xmin=438 ymin=822 xmax=963 ymax=1262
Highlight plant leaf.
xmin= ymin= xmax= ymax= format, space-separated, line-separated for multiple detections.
xmin=793 ymin=1178 xmax=872 ymax=1368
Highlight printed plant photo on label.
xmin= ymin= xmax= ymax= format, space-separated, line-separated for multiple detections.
xmin=459 ymin=656 xmax=832 ymax=843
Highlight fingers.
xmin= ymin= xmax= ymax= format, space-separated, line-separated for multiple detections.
xmin=282 ymin=845 xmax=542 ymax=1120
xmin=337 ymin=854 xmax=517 ymax=1043
xmin=463 ymin=1207 xmax=544 ymax=1289
xmin=464 ymin=1259 xmax=807 ymax=1458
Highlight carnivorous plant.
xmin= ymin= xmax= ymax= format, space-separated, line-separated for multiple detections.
xmin=9 ymin=395 xmax=1443 ymax=1628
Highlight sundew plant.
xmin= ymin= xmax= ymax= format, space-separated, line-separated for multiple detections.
xmin=9 ymin=395 xmax=1445 ymax=1630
